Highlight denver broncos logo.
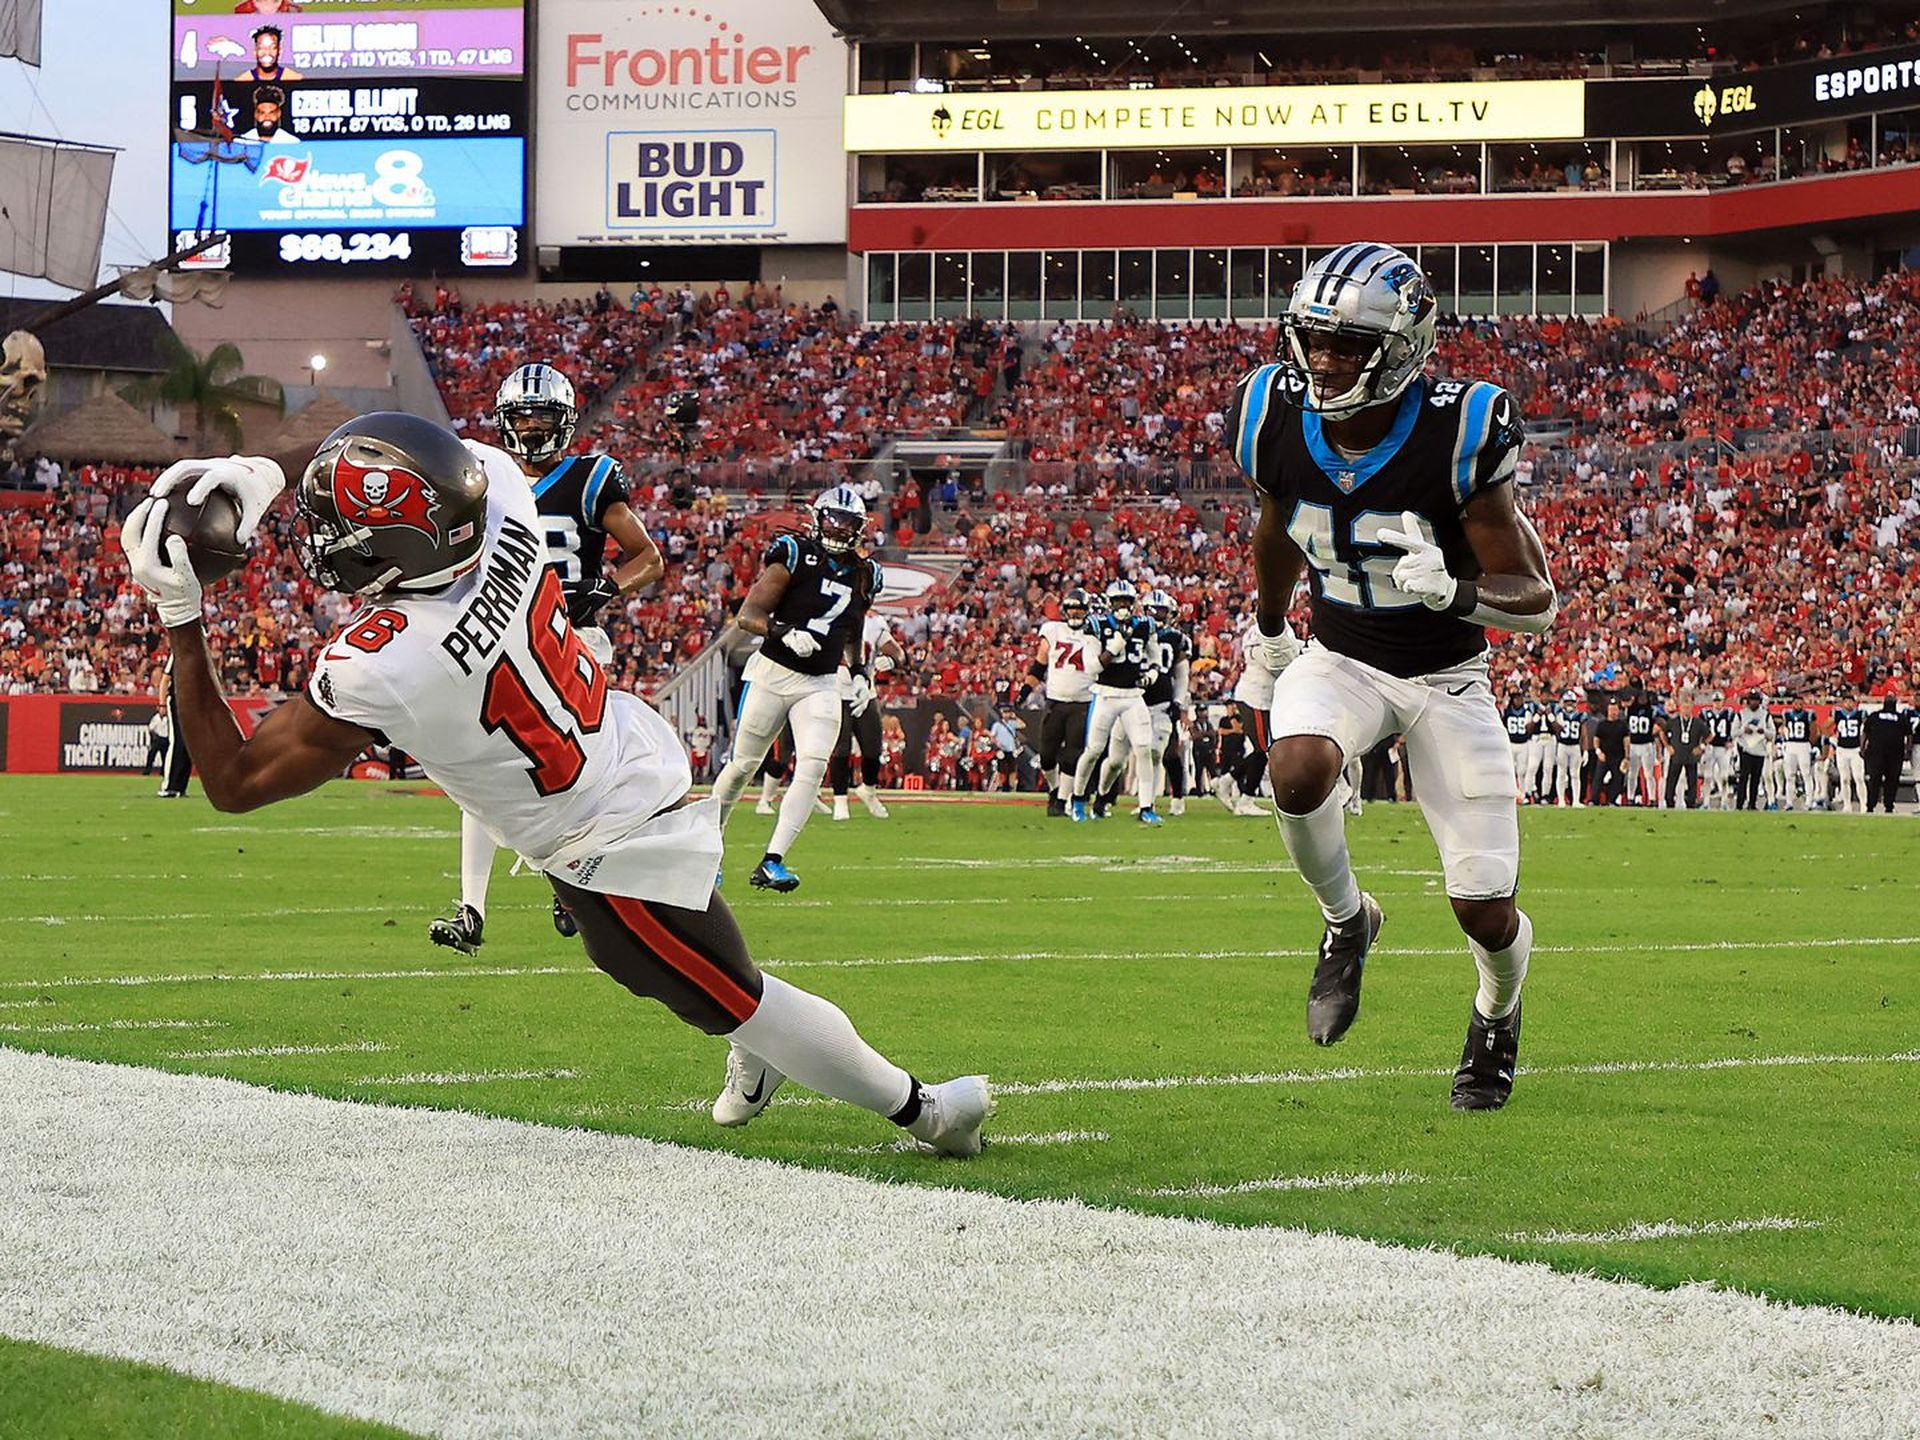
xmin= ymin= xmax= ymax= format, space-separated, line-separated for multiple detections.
xmin=333 ymin=456 xmax=440 ymax=542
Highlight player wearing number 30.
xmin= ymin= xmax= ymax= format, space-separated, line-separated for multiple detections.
xmin=1226 ymin=242 xmax=1558 ymax=1111
xmin=115 ymin=416 xmax=992 ymax=1158
xmin=710 ymin=486 xmax=882 ymax=893
xmin=431 ymin=363 xmax=666 ymax=954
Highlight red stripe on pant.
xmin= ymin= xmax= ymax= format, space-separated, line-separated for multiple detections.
xmin=606 ymin=895 xmax=760 ymax=1025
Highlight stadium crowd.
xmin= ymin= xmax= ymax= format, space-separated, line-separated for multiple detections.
xmin=5 ymin=270 xmax=1919 ymax=772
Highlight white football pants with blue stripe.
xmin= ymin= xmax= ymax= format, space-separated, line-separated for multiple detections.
xmin=1074 ymin=686 xmax=1155 ymax=809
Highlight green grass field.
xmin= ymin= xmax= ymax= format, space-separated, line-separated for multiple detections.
xmin=3 ymin=771 xmax=1915 ymax=1376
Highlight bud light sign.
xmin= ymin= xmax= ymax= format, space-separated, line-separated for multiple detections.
xmin=604 ymin=129 xmax=776 ymax=234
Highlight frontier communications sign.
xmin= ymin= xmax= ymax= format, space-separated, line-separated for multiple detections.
xmin=844 ymin=80 xmax=1584 ymax=152
xmin=537 ymin=0 xmax=846 ymax=246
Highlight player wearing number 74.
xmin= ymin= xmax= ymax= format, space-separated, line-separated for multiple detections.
xmin=1225 ymin=243 xmax=1558 ymax=1111
xmin=115 ymin=414 xmax=994 ymax=1156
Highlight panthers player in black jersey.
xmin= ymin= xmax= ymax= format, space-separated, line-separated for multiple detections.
xmin=1624 ymin=692 xmax=1661 ymax=806
xmin=1070 ymin=579 xmax=1165 ymax=824
xmin=711 ymin=486 xmax=882 ymax=891
xmin=1227 ymin=242 xmax=1557 ymax=1111
xmin=1831 ymin=700 xmax=1868 ymax=811
xmin=1143 ymin=589 xmax=1195 ymax=815
xmin=431 ymin=362 xmax=665 ymax=954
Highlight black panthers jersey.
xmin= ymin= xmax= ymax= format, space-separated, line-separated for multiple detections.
xmin=1088 ymin=612 xmax=1160 ymax=691
xmin=1781 ymin=708 xmax=1814 ymax=744
xmin=1626 ymin=703 xmax=1657 ymax=744
xmin=1554 ymin=708 xmax=1585 ymax=746
xmin=1144 ymin=624 xmax=1194 ymax=706
xmin=532 ymin=454 xmax=629 ymax=584
xmin=762 ymin=532 xmax=881 ymax=678
xmin=1707 ymin=708 xmax=1735 ymax=744
xmin=1832 ymin=708 xmax=1864 ymax=749
xmin=1503 ymin=703 xmax=1534 ymax=743
xmin=1227 ymin=368 xmax=1523 ymax=678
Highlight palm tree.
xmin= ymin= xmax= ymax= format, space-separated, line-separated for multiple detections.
xmin=123 ymin=334 xmax=284 ymax=453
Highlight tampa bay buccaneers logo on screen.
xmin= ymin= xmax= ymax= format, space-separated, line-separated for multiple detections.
xmin=333 ymin=456 xmax=440 ymax=541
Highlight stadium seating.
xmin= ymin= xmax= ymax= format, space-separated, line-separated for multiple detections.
xmin=5 ymin=270 xmax=1918 ymax=722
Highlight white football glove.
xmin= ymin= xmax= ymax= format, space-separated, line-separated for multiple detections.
xmin=120 ymin=497 xmax=204 ymax=627
xmin=780 ymin=628 xmax=821 ymax=659
xmin=872 ymin=653 xmax=896 ymax=673
xmin=848 ymin=673 xmax=875 ymax=716
xmin=150 ymin=455 xmax=287 ymax=545
xmin=1376 ymin=509 xmax=1458 ymax=612
xmin=1104 ymin=630 xmax=1127 ymax=658
xmin=1243 ymin=615 xmax=1302 ymax=677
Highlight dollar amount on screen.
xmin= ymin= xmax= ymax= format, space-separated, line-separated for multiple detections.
xmin=278 ymin=231 xmax=415 ymax=264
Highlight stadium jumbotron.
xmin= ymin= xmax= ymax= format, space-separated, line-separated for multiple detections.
xmin=2 ymin=0 xmax=1920 ymax=1434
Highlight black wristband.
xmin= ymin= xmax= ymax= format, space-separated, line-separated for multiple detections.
xmin=766 ymin=618 xmax=791 ymax=641
xmin=1445 ymin=580 xmax=1478 ymax=618
xmin=1027 ymin=661 xmax=1047 ymax=682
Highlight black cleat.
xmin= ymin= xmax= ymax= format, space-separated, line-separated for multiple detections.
xmin=428 ymin=902 xmax=484 ymax=955
xmin=1046 ymin=796 xmax=1067 ymax=818
xmin=1452 ymin=1000 xmax=1522 ymax=1111
xmin=551 ymin=895 xmax=579 ymax=939
xmin=1306 ymin=893 xmax=1382 ymax=1046
xmin=749 ymin=857 xmax=801 ymax=893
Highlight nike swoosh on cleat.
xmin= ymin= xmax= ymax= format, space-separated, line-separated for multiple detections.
xmin=741 ymin=1074 xmax=767 ymax=1105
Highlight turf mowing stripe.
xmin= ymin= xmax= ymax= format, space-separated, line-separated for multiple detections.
xmin=1507 ymin=1218 xmax=1824 ymax=1245
xmin=171 ymin=1042 xmax=392 ymax=1060
xmin=1144 ymin=1171 xmax=1422 ymax=1198
xmin=0 ymin=966 xmax=581 ymax=989
xmin=833 ymin=1129 xmax=1110 ymax=1155
xmin=4 ymin=1048 xmax=1915 ymax=1440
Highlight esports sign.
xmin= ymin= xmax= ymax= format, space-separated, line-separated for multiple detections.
xmin=1585 ymin=40 xmax=1920 ymax=139
xmin=168 ymin=1 xmax=528 ymax=275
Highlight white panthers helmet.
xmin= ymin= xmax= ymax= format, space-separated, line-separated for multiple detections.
xmin=1144 ymin=587 xmax=1176 ymax=622
xmin=1281 ymin=243 xmax=1438 ymax=421
xmin=1104 ymin=579 xmax=1138 ymax=616
xmin=813 ymin=484 xmax=867 ymax=554
xmin=494 ymin=363 xmax=578 ymax=466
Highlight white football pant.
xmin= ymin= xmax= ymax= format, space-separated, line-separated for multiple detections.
xmin=1835 ymin=749 xmax=1867 ymax=812
xmin=713 ymin=652 xmax=843 ymax=858
xmin=1077 ymin=688 xmax=1155 ymax=809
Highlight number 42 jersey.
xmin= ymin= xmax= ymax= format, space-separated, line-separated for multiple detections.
xmin=306 ymin=441 xmax=697 ymax=880
xmin=1226 ymin=368 xmax=1523 ymax=678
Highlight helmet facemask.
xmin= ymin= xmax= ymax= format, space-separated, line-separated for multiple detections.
xmin=497 ymin=403 xmax=575 ymax=466
xmin=1281 ymin=247 xmax=1438 ymax=421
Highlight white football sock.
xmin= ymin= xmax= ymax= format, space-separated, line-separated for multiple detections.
xmin=1470 ymin=909 xmax=1532 ymax=1021
xmin=459 ymin=809 xmax=495 ymax=918
xmin=728 ymin=973 xmax=913 ymax=1116
xmin=769 ymin=755 xmax=828 ymax=856
xmin=1134 ymin=744 xmax=1158 ymax=810
xmin=1274 ymin=784 xmax=1362 ymax=923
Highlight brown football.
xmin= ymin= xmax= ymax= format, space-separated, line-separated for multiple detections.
xmin=159 ymin=490 xmax=248 ymax=586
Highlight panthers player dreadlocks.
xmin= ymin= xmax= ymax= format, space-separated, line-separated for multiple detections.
xmin=1228 ymin=242 xmax=1557 ymax=1112
xmin=711 ymin=485 xmax=883 ymax=892
xmin=430 ymin=363 xmax=665 ymax=955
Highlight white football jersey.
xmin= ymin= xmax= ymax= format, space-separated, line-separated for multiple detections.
xmin=308 ymin=443 xmax=692 ymax=865
xmin=859 ymin=612 xmax=892 ymax=671
xmin=1039 ymin=619 xmax=1096 ymax=703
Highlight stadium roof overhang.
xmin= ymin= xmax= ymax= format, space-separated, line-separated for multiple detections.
xmin=813 ymin=0 xmax=1808 ymax=43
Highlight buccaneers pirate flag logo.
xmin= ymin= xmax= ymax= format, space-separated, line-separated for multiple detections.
xmin=333 ymin=457 xmax=440 ymax=541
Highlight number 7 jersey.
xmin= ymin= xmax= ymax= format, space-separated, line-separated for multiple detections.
xmin=307 ymin=442 xmax=693 ymax=864
xmin=1225 ymin=367 xmax=1522 ymax=678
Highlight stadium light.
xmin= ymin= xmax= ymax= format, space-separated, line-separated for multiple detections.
xmin=308 ymin=353 xmax=327 ymax=386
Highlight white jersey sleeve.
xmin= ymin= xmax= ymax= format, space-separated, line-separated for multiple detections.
xmin=307 ymin=444 xmax=711 ymax=905
xmin=1039 ymin=620 xmax=1097 ymax=703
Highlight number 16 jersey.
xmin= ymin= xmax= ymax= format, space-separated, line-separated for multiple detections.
xmin=307 ymin=441 xmax=692 ymax=865
xmin=1225 ymin=368 xmax=1522 ymax=678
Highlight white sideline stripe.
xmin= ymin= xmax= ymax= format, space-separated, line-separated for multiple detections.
xmin=4 ymin=906 xmax=447 ymax=927
xmin=0 ymin=1019 xmax=222 ymax=1035
xmin=170 ymin=1042 xmax=392 ymax=1060
xmin=1509 ymin=1218 xmax=1824 ymax=1246
xmin=699 ymin=1049 xmax=1920 ymax=1109
xmin=1 ymin=1050 xmax=1916 ymax=1440
xmin=1145 ymin=1171 xmax=1421 ymax=1198
xmin=354 ymin=1069 xmax=579 ymax=1087
xmin=833 ymin=1129 xmax=1110 ymax=1155
xmin=191 ymin=825 xmax=455 ymax=839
